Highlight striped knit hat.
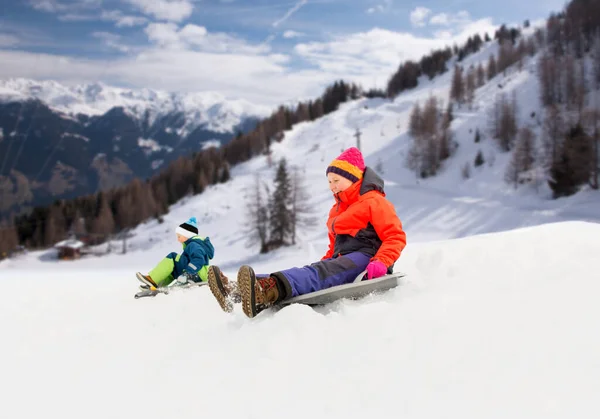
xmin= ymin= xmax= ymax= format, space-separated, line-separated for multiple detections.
xmin=175 ymin=217 xmax=199 ymax=239
xmin=326 ymin=147 xmax=365 ymax=183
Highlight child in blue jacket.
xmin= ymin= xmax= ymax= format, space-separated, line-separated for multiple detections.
xmin=136 ymin=217 xmax=215 ymax=288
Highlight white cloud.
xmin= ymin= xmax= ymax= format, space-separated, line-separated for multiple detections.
xmin=426 ymin=10 xmax=480 ymax=38
xmin=179 ymin=24 xmax=208 ymax=40
xmin=434 ymin=30 xmax=453 ymax=39
xmin=367 ymin=0 xmax=392 ymax=14
xmin=272 ymin=0 xmax=307 ymax=28
xmin=124 ymin=0 xmax=194 ymax=22
xmin=455 ymin=11 xmax=470 ymax=21
xmin=91 ymin=31 xmax=130 ymax=52
xmin=410 ymin=7 xmax=431 ymax=27
xmin=57 ymin=10 xmax=148 ymax=27
xmin=144 ymin=23 xmax=181 ymax=47
xmin=101 ymin=10 xmax=148 ymax=27
xmin=144 ymin=23 xmax=270 ymax=54
xmin=294 ymin=19 xmax=497 ymax=85
xmin=283 ymin=30 xmax=305 ymax=39
xmin=0 ymin=34 xmax=20 ymax=47
xmin=30 ymin=1 xmax=148 ymax=27
xmin=30 ymin=0 xmax=70 ymax=12
xmin=430 ymin=11 xmax=471 ymax=26
xmin=29 ymin=0 xmax=101 ymax=13
xmin=57 ymin=13 xmax=93 ymax=21
xmin=430 ymin=13 xmax=449 ymax=25
xmin=0 ymin=18 xmax=498 ymax=106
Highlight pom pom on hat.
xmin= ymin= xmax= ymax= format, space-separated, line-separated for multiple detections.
xmin=326 ymin=147 xmax=365 ymax=183
xmin=176 ymin=217 xmax=199 ymax=239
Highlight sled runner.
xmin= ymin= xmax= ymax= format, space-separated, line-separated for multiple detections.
xmin=278 ymin=270 xmax=406 ymax=307
xmin=134 ymin=281 xmax=207 ymax=299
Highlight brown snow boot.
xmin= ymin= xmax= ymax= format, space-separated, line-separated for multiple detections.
xmin=207 ymin=265 xmax=240 ymax=313
xmin=237 ymin=265 xmax=281 ymax=318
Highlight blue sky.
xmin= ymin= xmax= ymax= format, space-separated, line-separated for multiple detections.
xmin=0 ymin=0 xmax=565 ymax=105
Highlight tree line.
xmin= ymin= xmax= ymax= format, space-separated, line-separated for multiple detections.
xmin=536 ymin=0 xmax=600 ymax=197
xmin=386 ymin=26 xmax=522 ymax=98
xmin=405 ymin=0 xmax=600 ymax=198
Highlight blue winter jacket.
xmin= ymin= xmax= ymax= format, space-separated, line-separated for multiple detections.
xmin=167 ymin=236 xmax=215 ymax=281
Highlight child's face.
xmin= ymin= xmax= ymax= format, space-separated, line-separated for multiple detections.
xmin=176 ymin=234 xmax=187 ymax=243
xmin=327 ymin=172 xmax=354 ymax=194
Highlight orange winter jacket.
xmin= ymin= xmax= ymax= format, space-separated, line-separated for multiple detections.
xmin=323 ymin=167 xmax=406 ymax=269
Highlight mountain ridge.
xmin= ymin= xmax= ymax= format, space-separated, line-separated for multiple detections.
xmin=0 ymin=79 xmax=269 ymax=217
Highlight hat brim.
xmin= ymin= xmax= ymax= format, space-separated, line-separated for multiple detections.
xmin=175 ymin=226 xmax=196 ymax=238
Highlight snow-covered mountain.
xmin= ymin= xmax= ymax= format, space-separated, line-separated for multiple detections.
xmin=0 ymin=78 xmax=270 ymax=216
xmin=0 ymin=78 xmax=271 ymax=134
xmin=1 ymin=20 xmax=600 ymax=419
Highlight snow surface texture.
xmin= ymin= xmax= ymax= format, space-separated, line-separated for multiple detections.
xmin=1 ymin=37 xmax=600 ymax=418
xmin=0 ymin=78 xmax=272 ymax=133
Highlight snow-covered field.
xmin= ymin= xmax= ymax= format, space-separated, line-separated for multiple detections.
xmin=1 ymin=34 xmax=600 ymax=418
xmin=1 ymin=221 xmax=599 ymax=418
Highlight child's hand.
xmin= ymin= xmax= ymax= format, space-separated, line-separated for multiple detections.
xmin=366 ymin=260 xmax=387 ymax=279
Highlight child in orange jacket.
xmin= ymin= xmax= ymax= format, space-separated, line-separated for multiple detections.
xmin=207 ymin=147 xmax=407 ymax=318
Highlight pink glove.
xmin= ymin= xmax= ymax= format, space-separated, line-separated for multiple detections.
xmin=366 ymin=260 xmax=387 ymax=279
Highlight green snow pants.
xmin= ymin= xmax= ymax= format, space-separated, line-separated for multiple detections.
xmin=148 ymin=257 xmax=209 ymax=287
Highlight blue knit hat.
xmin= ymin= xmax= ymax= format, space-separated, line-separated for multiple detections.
xmin=176 ymin=217 xmax=198 ymax=238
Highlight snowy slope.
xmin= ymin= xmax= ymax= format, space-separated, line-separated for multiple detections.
xmin=0 ymin=78 xmax=272 ymax=133
xmin=1 ymin=33 xmax=600 ymax=419
xmin=1 ymin=222 xmax=598 ymax=419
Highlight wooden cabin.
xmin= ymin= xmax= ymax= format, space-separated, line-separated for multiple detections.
xmin=54 ymin=239 xmax=85 ymax=260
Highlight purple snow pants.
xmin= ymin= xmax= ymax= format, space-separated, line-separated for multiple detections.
xmin=270 ymin=252 xmax=371 ymax=298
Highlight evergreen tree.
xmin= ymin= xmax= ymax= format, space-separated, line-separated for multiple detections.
xmin=538 ymin=53 xmax=559 ymax=107
xmin=476 ymin=63 xmax=486 ymax=87
xmin=505 ymin=127 xmax=537 ymax=188
xmin=268 ymin=158 xmax=293 ymax=248
xmin=487 ymin=54 xmax=497 ymax=80
xmin=490 ymin=93 xmax=518 ymax=151
xmin=44 ymin=204 xmax=66 ymax=247
xmin=542 ymin=104 xmax=565 ymax=169
xmin=69 ymin=209 xmax=87 ymax=237
xmin=594 ymin=33 xmax=600 ymax=89
xmin=583 ymin=108 xmax=600 ymax=190
xmin=0 ymin=224 xmax=19 ymax=259
xmin=450 ymin=65 xmax=465 ymax=104
xmin=408 ymin=102 xmax=422 ymax=138
xmin=474 ymin=150 xmax=485 ymax=167
xmin=244 ymin=174 xmax=270 ymax=253
xmin=549 ymin=124 xmax=593 ymax=197
xmin=465 ymin=66 xmax=476 ymax=109
xmin=91 ymin=192 xmax=115 ymax=240
xmin=446 ymin=102 xmax=454 ymax=124
xmin=219 ymin=162 xmax=231 ymax=183
xmin=289 ymin=166 xmax=316 ymax=245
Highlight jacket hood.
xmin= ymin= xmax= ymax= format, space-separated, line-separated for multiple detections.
xmin=185 ymin=236 xmax=215 ymax=259
xmin=336 ymin=166 xmax=384 ymax=204
xmin=359 ymin=167 xmax=385 ymax=195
